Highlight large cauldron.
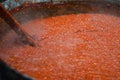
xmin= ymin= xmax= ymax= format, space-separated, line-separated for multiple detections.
xmin=0 ymin=0 xmax=120 ymax=80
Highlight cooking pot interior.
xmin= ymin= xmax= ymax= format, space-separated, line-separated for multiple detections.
xmin=0 ymin=0 xmax=120 ymax=80
xmin=0 ymin=1 xmax=120 ymax=40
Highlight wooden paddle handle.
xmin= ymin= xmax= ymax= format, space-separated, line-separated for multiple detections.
xmin=0 ymin=3 xmax=36 ymax=47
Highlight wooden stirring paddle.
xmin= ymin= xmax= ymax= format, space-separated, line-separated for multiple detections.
xmin=0 ymin=3 xmax=36 ymax=47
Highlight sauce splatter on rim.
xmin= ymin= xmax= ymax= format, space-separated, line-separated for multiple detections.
xmin=0 ymin=14 xmax=120 ymax=80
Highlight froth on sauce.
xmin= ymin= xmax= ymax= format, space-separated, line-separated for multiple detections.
xmin=0 ymin=14 xmax=120 ymax=80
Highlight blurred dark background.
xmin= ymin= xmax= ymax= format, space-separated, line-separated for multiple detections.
xmin=0 ymin=0 xmax=6 ymax=2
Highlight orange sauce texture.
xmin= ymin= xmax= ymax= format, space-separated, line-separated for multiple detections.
xmin=0 ymin=14 xmax=120 ymax=80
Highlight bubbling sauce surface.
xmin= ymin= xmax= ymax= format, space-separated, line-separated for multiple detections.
xmin=0 ymin=14 xmax=120 ymax=80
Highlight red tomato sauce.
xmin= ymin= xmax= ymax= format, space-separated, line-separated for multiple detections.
xmin=0 ymin=14 xmax=120 ymax=80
